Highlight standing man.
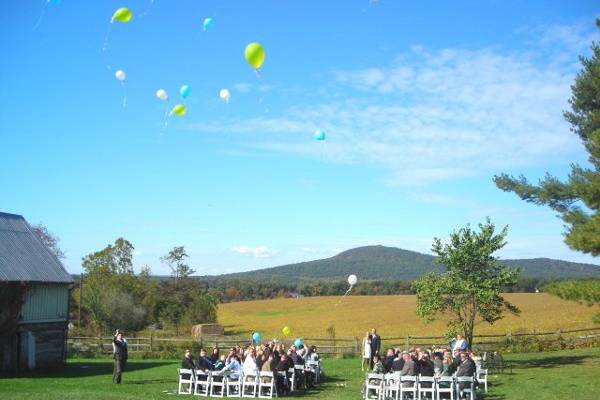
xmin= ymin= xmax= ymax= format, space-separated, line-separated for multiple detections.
xmin=112 ymin=330 xmax=128 ymax=384
xmin=370 ymin=328 xmax=381 ymax=368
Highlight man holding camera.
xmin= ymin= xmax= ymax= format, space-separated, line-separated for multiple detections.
xmin=112 ymin=330 xmax=128 ymax=384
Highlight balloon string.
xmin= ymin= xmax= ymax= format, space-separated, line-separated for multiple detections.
xmin=254 ymin=69 xmax=261 ymax=79
xmin=121 ymin=81 xmax=127 ymax=108
xmin=102 ymin=23 xmax=113 ymax=70
xmin=160 ymin=104 xmax=170 ymax=136
xmin=33 ymin=2 xmax=48 ymax=31
xmin=334 ymin=284 xmax=353 ymax=307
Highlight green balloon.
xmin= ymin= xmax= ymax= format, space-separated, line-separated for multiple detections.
xmin=244 ymin=42 xmax=265 ymax=69
xmin=171 ymin=104 xmax=187 ymax=116
xmin=112 ymin=7 xmax=133 ymax=23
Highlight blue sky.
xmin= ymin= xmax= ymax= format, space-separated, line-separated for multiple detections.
xmin=1 ymin=0 xmax=599 ymax=275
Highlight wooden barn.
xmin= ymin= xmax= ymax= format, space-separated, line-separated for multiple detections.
xmin=0 ymin=212 xmax=73 ymax=372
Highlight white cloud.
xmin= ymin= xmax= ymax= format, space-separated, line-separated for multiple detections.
xmin=231 ymin=245 xmax=274 ymax=258
xmin=190 ymin=23 xmax=598 ymax=186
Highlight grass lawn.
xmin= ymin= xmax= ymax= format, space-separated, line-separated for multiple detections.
xmin=0 ymin=347 xmax=599 ymax=399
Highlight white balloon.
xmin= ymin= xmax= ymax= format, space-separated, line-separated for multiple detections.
xmin=348 ymin=274 xmax=357 ymax=286
xmin=219 ymin=88 xmax=231 ymax=103
xmin=115 ymin=70 xmax=126 ymax=81
xmin=156 ymin=89 xmax=168 ymax=101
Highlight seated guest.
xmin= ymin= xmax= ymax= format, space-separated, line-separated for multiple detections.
xmin=242 ymin=348 xmax=259 ymax=376
xmin=456 ymin=351 xmax=476 ymax=393
xmin=372 ymin=354 xmax=385 ymax=374
xmin=210 ymin=347 xmax=220 ymax=364
xmin=213 ymin=355 xmax=226 ymax=370
xmin=400 ymin=352 xmax=417 ymax=387
xmin=433 ymin=352 xmax=443 ymax=377
xmin=196 ymin=349 xmax=214 ymax=371
xmin=181 ymin=349 xmax=195 ymax=379
xmin=307 ymin=346 xmax=319 ymax=363
xmin=441 ymin=353 xmax=455 ymax=376
xmin=222 ymin=354 xmax=242 ymax=379
xmin=391 ymin=351 xmax=404 ymax=372
xmin=289 ymin=348 xmax=304 ymax=366
xmin=276 ymin=355 xmax=293 ymax=395
xmin=383 ymin=349 xmax=396 ymax=373
xmin=419 ymin=351 xmax=434 ymax=377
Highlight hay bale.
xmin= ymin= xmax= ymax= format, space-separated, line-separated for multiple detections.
xmin=191 ymin=324 xmax=224 ymax=338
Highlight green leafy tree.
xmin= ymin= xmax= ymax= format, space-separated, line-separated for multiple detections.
xmin=161 ymin=246 xmax=195 ymax=280
xmin=412 ymin=219 xmax=520 ymax=347
xmin=182 ymin=294 xmax=218 ymax=326
xmin=494 ymin=19 xmax=600 ymax=256
xmin=81 ymin=238 xmax=146 ymax=333
xmin=544 ymin=279 xmax=600 ymax=323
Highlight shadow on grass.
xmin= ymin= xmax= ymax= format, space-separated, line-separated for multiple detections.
xmin=510 ymin=355 xmax=592 ymax=369
xmin=286 ymin=375 xmax=348 ymax=398
xmin=2 ymin=360 xmax=175 ymax=379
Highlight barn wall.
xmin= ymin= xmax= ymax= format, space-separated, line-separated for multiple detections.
xmin=20 ymin=284 xmax=69 ymax=322
xmin=18 ymin=321 xmax=68 ymax=369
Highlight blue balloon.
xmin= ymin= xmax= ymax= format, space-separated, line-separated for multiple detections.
xmin=48 ymin=0 xmax=61 ymax=4
xmin=314 ymin=130 xmax=326 ymax=141
xmin=294 ymin=338 xmax=303 ymax=347
xmin=180 ymin=85 xmax=191 ymax=99
xmin=203 ymin=17 xmax=213 ymax=31
xmin=252 ymin=332 xmax=261 ymax=342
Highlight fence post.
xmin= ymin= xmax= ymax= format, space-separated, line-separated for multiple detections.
xmin=150 ymin=333 xmax=153 ymax=351
xmin=405 ymin=335 xmax=410 ymax=349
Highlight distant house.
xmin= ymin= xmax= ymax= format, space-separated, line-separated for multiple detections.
xmin=0 ymin=212 xmax=73 ymax=372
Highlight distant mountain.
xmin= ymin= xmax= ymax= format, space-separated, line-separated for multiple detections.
xmin=216 ymin=245 xmax=600 ymax=282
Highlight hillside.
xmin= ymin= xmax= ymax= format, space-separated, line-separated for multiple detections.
xmin=216 ymin=245 xmax=600 ymax=282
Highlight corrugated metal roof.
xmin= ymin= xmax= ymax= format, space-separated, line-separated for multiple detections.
xmin=0 ymin=212 xmax=73 ymax=283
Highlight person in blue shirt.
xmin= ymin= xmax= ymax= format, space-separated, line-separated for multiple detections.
xmin=222 ymin=354 xmax=241 ymax=379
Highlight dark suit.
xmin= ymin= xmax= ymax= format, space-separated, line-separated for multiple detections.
xmin=181 ymin=356 xmax=195 ymax=379
xmin=391 ymin=358 xmax=404 ymax=372
xmin=419 ymin=359 xmax=434 ymax=377
xmin=370 ymin=334 xmax=381 ymax=357
xmin=384 ymin=356 xmax=396 ymax=372
xmin=196 ymin=356 xmax=214 ymax=371
xmin=456 ymin=358 xmax=477 ymax=390
xmin=112 ymin=338 xmax=128 ymax=384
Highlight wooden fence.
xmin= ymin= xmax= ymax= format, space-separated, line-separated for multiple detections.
xmin=67 ymin=326 xmax=600 ymax=357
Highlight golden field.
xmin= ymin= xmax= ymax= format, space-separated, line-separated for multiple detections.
xmin=217 ymin=294 xmax=599 ymax=339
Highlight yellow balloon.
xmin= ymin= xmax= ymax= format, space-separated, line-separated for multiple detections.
xmin=244 ymin=42 xmax=265 ymax=69
xmin=112 ymin=7 xmax=133 ymax=23
xmin=282 ymin=326 xmax=291 ymax=336
xmin=171 ymin=104 xmax=187 ymax=116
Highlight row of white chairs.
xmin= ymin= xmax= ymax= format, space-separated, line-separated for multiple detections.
xmin=178 ymin=362 xmax=322 ymax=398
xmin=364 ymin=370 xmax=487 ymax=400
xmin=178 ymin=369 xmax=277 ymax=398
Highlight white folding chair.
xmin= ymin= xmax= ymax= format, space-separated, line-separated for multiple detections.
xmin=365 ymin=373 xmax=384 ymax=400
xmin=417 ymin=376 xmax=435 ymax=400
xmin=226 ymin=374 xmax=242 ymax=397
xmin=435 ymin=376 xmax=454 ymax=400
xmin=400 ymin=375 xmax=417 ymax=400
xmin=307 ymin=361 xmax=321 ymax=384
xmin=476 ymin=369 xmax=488 ymax=392
xmin=178 ymin=368 xmax=195 ymax=395
xmin=242 ymin=372 xmax=259 ymax=398
xmin=193 ymin=369 xmax=211 ymax=396
xmin=384 ymin=372 xmax=401 ymax=400
xmin=258 ymin=371 xmax=277 ymax=399
xmin=287 ymin=368 xmax=296 ymax=392
xmin=294 ymin=365 xmax=307 ymax=390
xmin=210 ymin=371 xmax=226 ymax=397
xmin=455 ymin=377 xmax=475 ymax=400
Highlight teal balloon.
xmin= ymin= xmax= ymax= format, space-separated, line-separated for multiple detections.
xmin=294 ymin=338 xmax=303 ymax=347
xmin=203 ymin=17 xmax=213 ymax=31
xmin=314 ymin=130 xmax=326 ymax=141
xmin=252 ymin=332 xmax=261 ymax=342
xmin=180 ymin=85 xmax=191 ymax=99
xmin=48 ymin=0 xmax=61 ymax=4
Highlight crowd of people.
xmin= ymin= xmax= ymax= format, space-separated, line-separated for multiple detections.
xmin=362 ymin=329 xmax=478 ymax=390
xmin=181 ymin=340 xmax=321 ymax=395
